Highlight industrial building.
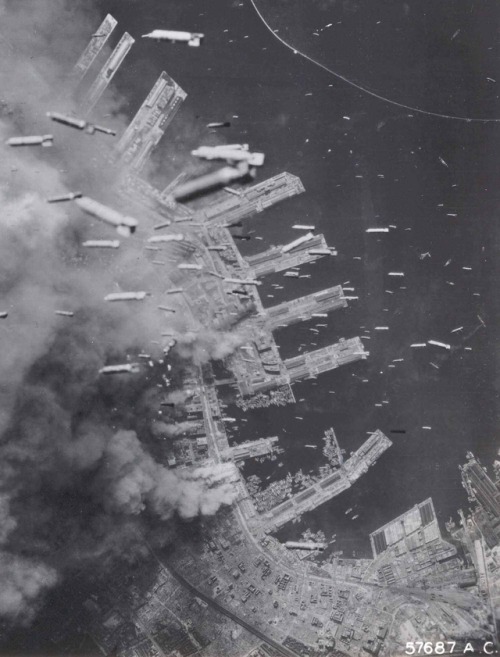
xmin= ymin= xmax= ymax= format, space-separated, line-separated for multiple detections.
xmin=370 ymin=498 xmax=438 ymax=557
xmin=461 ymin=454 xmax=500 ymax=547
xmin=461 ymin=455 xmax=500 ymax=519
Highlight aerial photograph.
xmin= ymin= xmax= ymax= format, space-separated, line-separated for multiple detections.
xmin=0 ymin=0 xmax=500 ymax=656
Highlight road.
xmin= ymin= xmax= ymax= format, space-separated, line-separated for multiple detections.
xmin=157 ymin=554 xmax=301 ymax=657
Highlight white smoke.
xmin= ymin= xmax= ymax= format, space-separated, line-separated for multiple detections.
xmin=152 ymin=420 xmax=198 ymax=438
xmin=164 ymin=388 xmax=195 ymax=405
xmin=175 ymin=328 xmax=253 ymax=362
xmin=0 ymin=552 xmax=58 ymax=624
xmin=95 ymin=430 xmax=238 ymax=519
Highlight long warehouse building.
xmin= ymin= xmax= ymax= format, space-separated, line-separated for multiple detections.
xmin=284 ymin=337 xmax=368 ymax=382
xmin=70 ymin=14 xmax=117 ymax=86
xmin=82 ymin=31 xmax=135 ymax=114
xmin=246 ymin=234 xmax=331 ymax=278
xmin=192 ymin=172 xmax=305 ymax=226
xmin=117 ymin=71 xmax=187 ymax=171
xmin=263 ymin=285 xmax=347 ymax=331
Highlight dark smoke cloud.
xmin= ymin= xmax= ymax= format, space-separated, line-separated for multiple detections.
xmin=0 ymin=0 xmax=240 ymax=623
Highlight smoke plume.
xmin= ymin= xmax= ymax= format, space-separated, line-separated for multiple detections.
xmin=0 ymin=0 xmax=241 ymax=623
xmin=96 ymin=430 xmax=238 ymax=519
xmin=175 ymin=327 xmax=253 ymax=362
